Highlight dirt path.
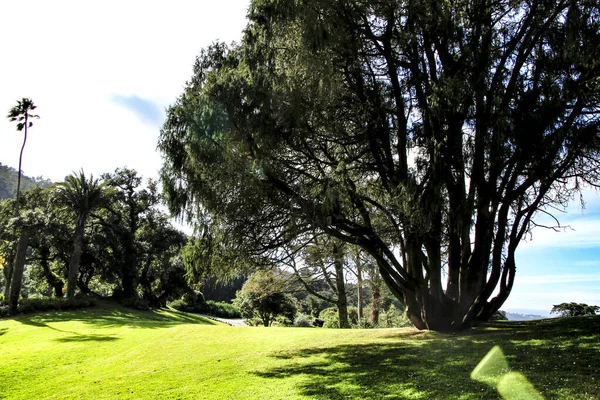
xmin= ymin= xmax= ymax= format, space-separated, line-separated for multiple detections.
xmin=198 ymin=314 xmax=248 ymax=327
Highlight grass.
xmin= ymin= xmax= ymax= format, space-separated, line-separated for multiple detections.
xmin=0 ymin=306 xmax=599 ymax=400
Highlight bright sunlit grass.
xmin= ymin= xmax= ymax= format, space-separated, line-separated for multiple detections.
xmin=0 ymin=307 xmax=598 ymax=399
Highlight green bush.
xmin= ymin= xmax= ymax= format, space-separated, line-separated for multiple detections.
xmin=0 ymin=297 xmax=96 ymax=318
xmin=294 ymin=314 xmax=313 ymax=327
xmin=321 ymin=307 xmax=359 ymax=328
xmin=378 ymin=305 xmax=412 ymax=328
xmin=0 ymin=293 xmax=5 ymax=304
xmin=168 ymin=299 xmax=187 ymax=311
xmin=202 ymin=300 xmax=241 ymax=318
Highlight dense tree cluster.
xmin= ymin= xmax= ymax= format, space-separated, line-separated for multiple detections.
xmin=0 ymin=168 xmax=188 ymax=313
xmin=160 ymin=0 xmax=600 ymax=331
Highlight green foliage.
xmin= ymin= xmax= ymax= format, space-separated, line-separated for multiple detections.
xmin=234 ymin=270 xmax=297 ymax=326
xmin=377 ymin=305 xmax=412 ymax=329
xmin=168 ymin=298 xmax=187 ymax=311
xmin=0 ymin=296 xmax=95 ymax=317
xmin=321 ymin=307 xmax=359 ymax=329
xmin=202 ymin=300 xmax=241 ymax=319
xmin=0 ymin=164 xmax=52 ymax=200
xmin=293 ymin=314 xmax=313 ymax=327
xmin=551 ymin=302 xmax=600 ymax=317
xmin=159 ymin=0 xmax=600 ymax=332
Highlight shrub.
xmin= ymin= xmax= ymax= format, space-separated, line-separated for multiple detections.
xmin=320 ymin=307 xmax=359 ymax=329
xmin=202 ymin=300 xmax=241 ymax=318
xmin=0 ymin=297 xmax=96 ymax=318
xmin=0 ymin=293 xmax=5 ymax=304
xmin=379 ymin=305 xmax=412 ymax=328
xmin=168 ymin=299 xmax=187 ymax=311
xmin=294 ymin=314 xmax=313 ymax=327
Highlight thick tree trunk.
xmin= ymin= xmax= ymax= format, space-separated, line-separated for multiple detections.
xmin=9 ymin=229 xmax=30 ymax=314
xmin=67 ymin=220 xmax=86 ymax=299
xmin=40 ymin=246 xmax=64 ymax=297
xmin=333 ymin=243 xmax=350 ymax=328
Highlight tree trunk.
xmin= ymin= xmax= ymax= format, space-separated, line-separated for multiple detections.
xmin=356 ymin=250 xmax=363 ymax=320
xmin=333 ymin=243 xmax=350 ymax=328
xmin=3 ymin=251 xmax=14 ymax=300
xmin=40 ymin=245 xmax=64 ymax=297
xmin=370 ymin=276 xmax=381 ymax=327
xmin=9 ymin=229 xmax=30 ymax=314
xmin=67 ymin=219 xmax=86 ymax=299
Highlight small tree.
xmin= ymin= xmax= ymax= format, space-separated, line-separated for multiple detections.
xmin=551 ymin=303 xmax=600 ymax=317
xmin=234 ymin=270 xmax=296 ymax=326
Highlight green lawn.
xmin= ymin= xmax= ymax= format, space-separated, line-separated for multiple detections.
xmin=0 ymin=307 xmax=598 ymax=399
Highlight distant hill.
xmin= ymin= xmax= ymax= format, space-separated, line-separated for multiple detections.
xmin=504 ymin=311 xmax=547 ymax=321
xmin=0 ymin=163 xmax=53 ymax=200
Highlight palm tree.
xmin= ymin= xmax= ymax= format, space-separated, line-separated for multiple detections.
xmin=7 ymin=98 xmax=39 ymax=212
xmin=55 ymin=170 xmax=110 ymax=299
xmin=6 ymin=98 xmax=38 ymax=313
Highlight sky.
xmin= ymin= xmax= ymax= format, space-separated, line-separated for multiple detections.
xmin=1 ymin=1 xmax=599 ymax=317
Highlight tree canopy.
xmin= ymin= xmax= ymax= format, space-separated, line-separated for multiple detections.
xmin=159 ymin=0 xmax=600 ymax=331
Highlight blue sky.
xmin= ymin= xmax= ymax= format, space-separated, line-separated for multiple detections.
xmin=1 ymin=1 xmax=599 ymax=316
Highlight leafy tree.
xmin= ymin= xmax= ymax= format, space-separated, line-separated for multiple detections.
xmin=551 ymin=302 xmax=600 ymax=317
xmin=159 ymin=0 xmax=600 ymax=332
xmin=287 ymin=236 xmax=352 ymax=328
xmin=55 ymin=170 xmax=110 ymax=299
xmin=234 ymin=270 xmax=297 ymax=326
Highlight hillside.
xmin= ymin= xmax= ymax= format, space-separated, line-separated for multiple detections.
xmin=0 ymin=306 xmax=598 ymax=399
xmin=0 ymin=163 xmax=52 ymax=200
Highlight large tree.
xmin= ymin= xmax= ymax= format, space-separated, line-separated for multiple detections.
xmin=159 ymin=0 xmax=600 ymax=331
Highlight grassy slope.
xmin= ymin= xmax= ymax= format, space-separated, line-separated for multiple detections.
xmin=0 ymin=307 xmax=598 ymax=400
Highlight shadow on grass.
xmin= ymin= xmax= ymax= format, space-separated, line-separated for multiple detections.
xmin=14 ymin=306 xmax=219 ymax=331
xmin=0 ymin=327 xmax=7 ymax=336
xmin=253 ymin=316 xmax=600 ymax=400
xmin=55 ymin=334 xmax=120 ymax=343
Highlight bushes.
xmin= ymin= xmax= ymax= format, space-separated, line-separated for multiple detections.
xmin=202 ymin=300 xmax=241 ymax=318
xmin=0 ymin=296 xmax=96 ymax=318
xmin=167 ymin=295 xmax=242 ymax=319
xmin=293 ymin=314 xmax=313 ymax=327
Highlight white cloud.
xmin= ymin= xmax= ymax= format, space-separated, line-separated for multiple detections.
xmin=0 ymin=0 xmax=250 ymax=182
xmin=519 ymin=212 xmax=600 ymax=249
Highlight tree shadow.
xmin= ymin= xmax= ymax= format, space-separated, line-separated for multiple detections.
xmin=253 ymin=317 xmax=600 ymax=399
xmin=14 ymin=306 xmax=218 ymax=331
xmin=0 ymin=327 xmax=7 ymax=336
xmin=55 ymin=334 xmax=119 ymax=343
xmin=254 ymin=339 xmax=499 ymax=399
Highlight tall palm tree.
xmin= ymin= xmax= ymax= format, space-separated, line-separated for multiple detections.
xmin=6 ymin=98 xmax=38 ymax=313
xmin=7 ymin=98 xmax=39 ymax=212
xmin=55 ymin=170 xmax=110 ymax=299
